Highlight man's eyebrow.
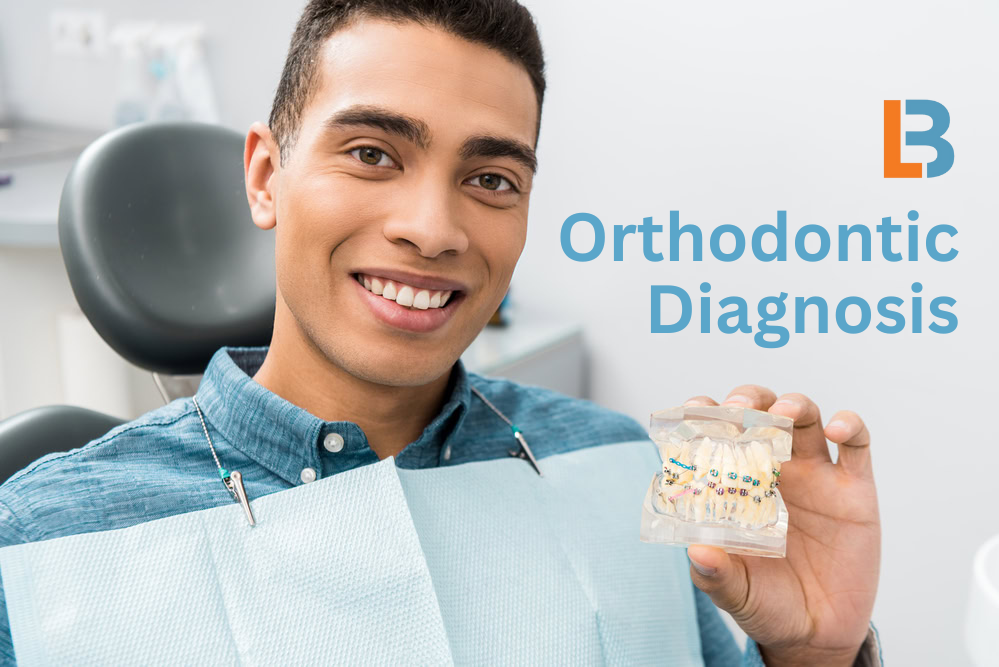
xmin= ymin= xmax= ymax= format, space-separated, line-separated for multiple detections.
xmin=459 ymin=135 xmax=538 ymax=174
xmin=322 ymin=104 xmax=431 ymax=149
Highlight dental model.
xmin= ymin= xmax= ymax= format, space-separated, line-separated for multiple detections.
xmin=657 ymin=436 xmax=780 ymax=529
xmin=640 ymin=405 xmax=793 ymax=558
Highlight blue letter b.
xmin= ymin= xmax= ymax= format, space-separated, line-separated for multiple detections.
xmin=905 ymin=100 xmax=954 ymax=178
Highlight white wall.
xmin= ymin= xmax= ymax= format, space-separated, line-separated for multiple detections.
xmin=0 ymin=0 xmax=306 ymax=131
xmin=0 ymin=0 xmax=309 ymax=419
xmin=517 ymin=0 xmax=998 ymax=664
xmin=0 ymin=0 xmax=995 ymax=663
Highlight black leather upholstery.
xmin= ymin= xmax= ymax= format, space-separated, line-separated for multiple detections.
xmin=58 ymin=121 xmax=275 ymax=375
xmin=0 ymin=122 xmax=275 ymax=484
xmin=0 ymin=405 xmax=125 ymax=484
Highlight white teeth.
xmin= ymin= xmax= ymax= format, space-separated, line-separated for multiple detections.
xmin=396 ymin=285 xmax=415 ymax=307
xmin=693 ymin=439 xmax=712 ymax=480
xmin=656 ymin=436 xmax=781 ymax=529
xmin=360 ymin=274 xmax=457 ymax=310
xmin=676 ymin=442 xmax=693 ymax=485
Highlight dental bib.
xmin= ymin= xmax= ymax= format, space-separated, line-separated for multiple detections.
xmin=0 ymin=442 xmax=702 ymax=666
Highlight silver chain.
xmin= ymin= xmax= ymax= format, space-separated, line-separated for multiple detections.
xmin=470 ymin=384 xmax=542 ymax=475
xmin=469 ymin=385 xmax=513 ymax=428
xmin=192 ymin=380 xmax=541 ymax=508
xmin=193 ymin=395 xmax=237 ymax=501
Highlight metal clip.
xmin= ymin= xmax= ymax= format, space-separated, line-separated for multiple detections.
xmin=468 ymin=384 xmax=542 ymax=477
xmin=225 ymin=470 xmax=256 ymax=526
xmin=508 ymin=427 xmax=543 ymax=477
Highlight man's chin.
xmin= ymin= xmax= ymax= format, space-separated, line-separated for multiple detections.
xmin=335 ymin=345 xmax=462 ymax=389
xmin=354 ymin=364 xmax=457 ymax=389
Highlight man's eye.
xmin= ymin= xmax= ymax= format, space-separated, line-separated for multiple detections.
xmin=349 ymin=147 xmax=396 ymax=167
xmin=469 ymin=173 xmax=513 ymax=192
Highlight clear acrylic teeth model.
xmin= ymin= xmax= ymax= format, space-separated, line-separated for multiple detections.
xmin=639 ymin=405 xmax=793 ymax=558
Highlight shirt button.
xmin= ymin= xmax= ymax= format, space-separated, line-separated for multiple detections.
xmin=443 ymin=444 xmax=452 ymax=461
xmin=300 ymin=467 xmax=317 ymax=484
xmin=323 ymin=432 xmax=345 ymax=453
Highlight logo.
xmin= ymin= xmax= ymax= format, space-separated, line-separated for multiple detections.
xmin=883 ymin=100 xmax=953 ymax=178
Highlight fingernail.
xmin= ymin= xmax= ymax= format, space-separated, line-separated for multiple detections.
xmin=773 ymin=398 xmax=799 ymax=408
xmin=684 ymin=399 xmax=711 ymax=407
xmin=723 ymin=394 xmax=751 ymax=406
xmin=827 ymin=419 xmax=849 ymax=431
xmin=688 ymin=556 xmax=716 ymax=577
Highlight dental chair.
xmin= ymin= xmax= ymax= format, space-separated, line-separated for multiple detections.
xmin=0 ymin=122 xmax=275 ymax=485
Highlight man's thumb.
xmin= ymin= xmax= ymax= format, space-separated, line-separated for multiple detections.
xmin=687 ymin=545 xmax=750 ymax=616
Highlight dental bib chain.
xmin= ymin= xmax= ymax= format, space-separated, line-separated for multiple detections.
xmin=193 ymin=384 xmax=541 ymax=527
xmin=194 ymin=395 xmax=256 ymax=526
xmin=469 ymin=384 xmax=543 ymax=477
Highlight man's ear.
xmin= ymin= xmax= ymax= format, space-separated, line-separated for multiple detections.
xmin=244 ymin=122 xmax=280 ymax=230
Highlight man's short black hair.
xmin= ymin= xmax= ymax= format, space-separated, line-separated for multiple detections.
xmin=269 ymin=0 xmax=546 ymax=165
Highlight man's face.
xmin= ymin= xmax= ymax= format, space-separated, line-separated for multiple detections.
xmin=257 ymin=19 xmax=538 ymax=387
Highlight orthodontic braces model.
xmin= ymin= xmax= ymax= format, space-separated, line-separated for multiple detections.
xmin=656 ymin=437 xmax=781 ymax=529
xmin=640 ymin=405 xmax=793 ymax=557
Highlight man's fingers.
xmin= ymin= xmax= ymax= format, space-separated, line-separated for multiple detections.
xmin=683 ymin=395 xmax=719 ymax=407
xmin=687 ymin=545 xmax=750 ymax=618
xmin=683 ymin=385 xmax=777 ymax=411
xmin=825 ymin=410 xmax=872 ymax=477
xmin=685 ymin=390 xmax=863 ymax=472
xmin=769 ymin=393 xmax=833 ymax=463
xmin=721 ymin=385 xmax=778 ymax=411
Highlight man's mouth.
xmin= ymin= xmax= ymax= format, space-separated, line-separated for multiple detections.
xmin=354 ymin=273 xmax=458 ymax=310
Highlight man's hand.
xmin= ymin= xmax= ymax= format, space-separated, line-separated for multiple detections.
xmin=683 ymin=386 xmax=880 ymax=667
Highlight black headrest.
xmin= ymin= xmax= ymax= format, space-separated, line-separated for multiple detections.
xmin=58 ymin=122 xmax=275 ymax=375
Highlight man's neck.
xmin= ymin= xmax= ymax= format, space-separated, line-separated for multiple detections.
xmin=251 ymin=321 xmax=452 ymax=460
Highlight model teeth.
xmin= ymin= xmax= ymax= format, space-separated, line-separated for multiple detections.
xmin=357 ymin=274 xmax=455 ymax=310
xmin=657 ymin=436 xmax=780 ymax=529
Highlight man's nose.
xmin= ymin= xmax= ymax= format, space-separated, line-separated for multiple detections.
xmin=382 ymin=178 xmax=470 ymax=258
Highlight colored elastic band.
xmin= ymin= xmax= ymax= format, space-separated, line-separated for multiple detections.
xmin=669 ymin=457 xmax=696 ymax=471
xmin=668 ymin=487 xmax=695 ymax=502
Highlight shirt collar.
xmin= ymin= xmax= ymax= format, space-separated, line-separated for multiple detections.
xmin=194 ymin=346 xmax=472 ymax=485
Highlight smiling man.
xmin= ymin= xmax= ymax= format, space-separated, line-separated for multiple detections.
xmin=0 ymin=1 xmax=881 ymax=665
xmin=245 ymin=11 xmax=542 ymax=459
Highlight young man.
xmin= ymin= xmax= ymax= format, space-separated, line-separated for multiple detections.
xmin=0 ymin=1 xmax=881 ymax=664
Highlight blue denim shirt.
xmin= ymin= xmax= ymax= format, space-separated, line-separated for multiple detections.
xmin=0 ymin=346 xmax=875 ymax=665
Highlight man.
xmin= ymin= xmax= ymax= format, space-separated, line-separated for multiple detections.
xmin=0 ymin=1 xmax=881 ymax=664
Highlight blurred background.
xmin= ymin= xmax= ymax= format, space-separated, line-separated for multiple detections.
xmin=0 ymin=0 xmax=997 ymax=664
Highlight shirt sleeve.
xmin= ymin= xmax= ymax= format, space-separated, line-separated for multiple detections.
xmin=696 ymin=581 xmax=884 ymax=667
xmin=0 ymin=498 xmax=30 ymax=666
xmin=743 ymin=623 xmax=884 ymax=666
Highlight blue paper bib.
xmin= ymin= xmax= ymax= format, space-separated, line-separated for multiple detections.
xmin=1 ymin=441 xmax=703 ymax=665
